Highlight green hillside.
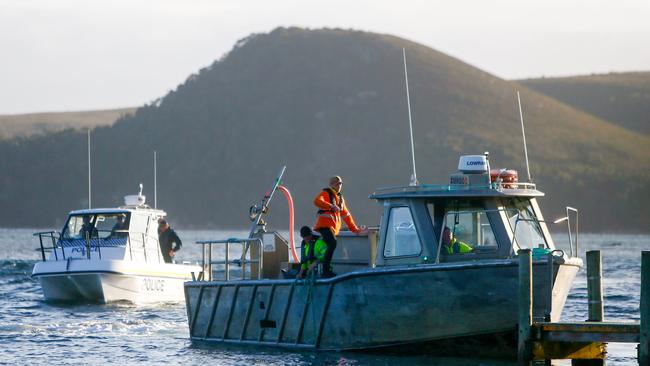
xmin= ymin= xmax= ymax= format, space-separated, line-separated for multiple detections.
xmin=519 ymin=72 xmax=650 ymax=135
xmin=1 ymin=28 xmax=648 ymax=232
xmin=0 ymin=108 xmax=136 ymax=139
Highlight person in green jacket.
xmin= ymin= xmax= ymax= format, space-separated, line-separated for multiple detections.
xmin=297 ymin=226 xmax=329 ymax=279
xmin=441 ymin=226 xmax=473 ymax=254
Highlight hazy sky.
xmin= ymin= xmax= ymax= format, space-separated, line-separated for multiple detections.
xmin=1 ymin=0 xmax=649 ymax=114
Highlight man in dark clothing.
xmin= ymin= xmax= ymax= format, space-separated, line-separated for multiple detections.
xmin=158 ymin=219 xmax=182 ymax=263
xmin=78 ymin=215 xmax=98 ymax=239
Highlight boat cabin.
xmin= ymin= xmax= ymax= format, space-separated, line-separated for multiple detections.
xmin=36 ymin=193 xmax=168 ymax=263
xmin=329 ymin=154 xmax=559 ymax=272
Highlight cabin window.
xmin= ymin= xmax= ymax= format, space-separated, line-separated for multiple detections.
xmin=441 ymin=209 xmax=498 ymax=254
xmin=62 ymin=213 xmax=130 ymax=240
xmin=383 ymin=206 xmax=422 ymax=257
xmin=505 ymin=200 xmax=547 ymax=249
xmin=62 ymin=215 xmax=94 ymax=239
xmin=95 ymin=214 xmax=130 ymax=239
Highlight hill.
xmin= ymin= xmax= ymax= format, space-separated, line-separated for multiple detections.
xmin=0 ymin=108 xmax=136 ymax=139
xmin=519 ymin=72 xmax=650 ymax=135
xmin=1 ymin=28 xmax=648 ymax=233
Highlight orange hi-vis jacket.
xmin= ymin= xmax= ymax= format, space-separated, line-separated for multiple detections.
xmin=313 ymin=188 xmax=360 ymax=236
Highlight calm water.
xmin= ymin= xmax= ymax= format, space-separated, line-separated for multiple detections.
xmin=0 ymin=228 xmax=645 ymax=365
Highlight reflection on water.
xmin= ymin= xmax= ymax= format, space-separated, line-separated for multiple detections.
xmin=0 ymin=229 xmax=645 ymax=365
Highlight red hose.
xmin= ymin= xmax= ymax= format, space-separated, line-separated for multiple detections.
xmin=277 ymin=185 xmax=300 ymax=263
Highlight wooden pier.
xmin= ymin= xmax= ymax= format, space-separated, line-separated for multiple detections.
xmin=518 ymin=250 xmax=648 ymax=365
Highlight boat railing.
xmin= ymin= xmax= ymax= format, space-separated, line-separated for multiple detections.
xmin=124 ymin=230 xmax=164 ymax=264
xmin=34 ymin=229 xmax=162 ymax=263
xmin=195 ymin=238 xmax=263 ymax=281
xmin=33 ymin=231 xmax=61 ymax=261
xmin=375 ymin=181 xmax=538 ymax=194
xmin=552 ymin=206 xmax=579 ymax=257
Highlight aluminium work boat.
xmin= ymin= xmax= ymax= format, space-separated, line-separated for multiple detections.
xmin=32 ymin=189 xmax=201 ymax=304
xmin=183 ymin=154 xmax=582 ymax=352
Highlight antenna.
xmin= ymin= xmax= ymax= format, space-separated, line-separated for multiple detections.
xmin=517 ymin=91 xmax=532 ymax=182
xmin=87 ymin=129 xmax=92 ymax=209
xmin=153 ymin=150 xmax=157 ymax=209
xmin=139 ymin=183 xmax=143 ymax=196
xmin=403 ymin=48 xmax=418 ymax=186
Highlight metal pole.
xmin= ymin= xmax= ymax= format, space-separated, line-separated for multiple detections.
xmin=38 ymin=235 xmax=46 ymax=261
xmin=154 ymin=150 xmax=157 ymax=209
xmin=640 ymin=251 xmax=649 ymax=365
xmin=257 ymin=240 xmax=264 ymax=280
xmin=518 ymin=249 xmax=532 ymax=365
xmin=142 ymin=233 xmax=147 ymax=263
xmin=209 ymin=243 xmax=212 ymax=281
xmin=402 ymin=48 xmax=418 ymax=186
xmin=586 ymin=250 xmax=604 ymax=322
xmin=567 ymin=214 xmax=574 ymax=258
xmin=87 ymin=129 xmax=92 ymax=209
xmin=225 ymin=241 xmax=230 ymax=281
xmin=201 ymin=242 xmax=205 ymax=280
xmin=85 ymin=232 xmax=91 ymax=259
xmin=575 ymin=209 xmax=579 ymax=255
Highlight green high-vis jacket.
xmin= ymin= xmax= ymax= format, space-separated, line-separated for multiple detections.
xmin=301 ymin=237 xmax=328 ymax=270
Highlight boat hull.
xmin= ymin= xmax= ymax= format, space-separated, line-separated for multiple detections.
xmin=184 ymin=258 xmax=581 ymax=351
xmin=33 ymin=259 xmax=201 ymax=304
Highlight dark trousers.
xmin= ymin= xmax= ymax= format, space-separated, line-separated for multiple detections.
xmin=162 ymin=250 xmax=173 ymax=263
xmin=317 ymin=227 xmax=337 ymax=273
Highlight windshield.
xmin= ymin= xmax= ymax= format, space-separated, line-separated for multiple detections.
xmin=62 ymin=213 xmax=130 ymax=239
xmin=442 ymin=206 xmax=498 ymax=253
xmin=505 ymin=199 xmax=547 ymax=249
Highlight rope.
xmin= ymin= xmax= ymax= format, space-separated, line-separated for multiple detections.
xmin=295 ymin=269 xmax=318 ymax=343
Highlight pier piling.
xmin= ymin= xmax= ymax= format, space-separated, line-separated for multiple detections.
xmin=586 ymin=250 xmax=604 ymax=322
xmin=572 ymin=250 xmax=605 ymax=366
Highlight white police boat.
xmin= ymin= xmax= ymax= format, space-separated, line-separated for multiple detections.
xmin=32 ymin=191 xmax=202 ymax=304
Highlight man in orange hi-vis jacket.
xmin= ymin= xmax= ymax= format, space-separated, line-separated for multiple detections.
xmin=313 ymin=175 xmax=368 ymax=278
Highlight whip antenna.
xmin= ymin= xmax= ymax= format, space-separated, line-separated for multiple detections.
xmin=87 ymin=129 xmax=92 ymax=209
xmin=403 ymin=48 xmax=418 ymax=186
xmin=517 ymin=91 xmax=532 ymax=182
xmin=154 ymin=150 xmax=157 ymax=209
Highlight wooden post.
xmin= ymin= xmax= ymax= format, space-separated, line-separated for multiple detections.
xmin=640 ymin=251 xmax=649 ymax=366
xmin=587 ymin=250 xmax=604 ymax=322
xmin=573 ymin=250 xmax=605 ymax=366
xmin=519 ymin=249 xmax=533 ymax=365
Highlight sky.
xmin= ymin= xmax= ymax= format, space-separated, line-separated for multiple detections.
xmin=1 ymin=0 xmax=649 ymax=114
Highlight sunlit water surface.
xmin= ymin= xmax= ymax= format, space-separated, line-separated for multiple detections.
xmin=0 ymin=229 xmax=645 ymax=365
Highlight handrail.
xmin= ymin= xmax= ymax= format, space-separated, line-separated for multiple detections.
xmin=33 ymin=231 xmax=61 ymax=261
xmin=196 ymin=238 xmax=263 ymax=281
xmin=374 ymin=181 xmax=538 ymax=194
xmin=33 ymin=229 xmax=162 ymax=263
xmin=565 ymin=207 xmax=579 ymax=257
